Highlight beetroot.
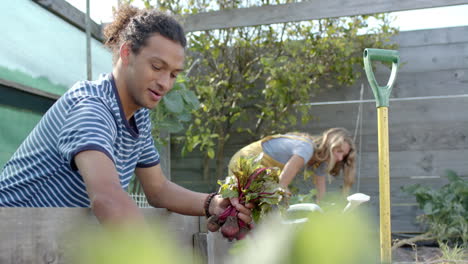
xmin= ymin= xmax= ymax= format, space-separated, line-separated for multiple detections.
xmin=206 ymin=155 xmax=289 ymax=240
xmin=221 ymin=216 xmax=240 ymax=241
xmin=207 ymin=215 xmax=221 ymax=232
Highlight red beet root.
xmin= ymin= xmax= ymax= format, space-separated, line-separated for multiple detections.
xmin=207 ymin=215 xmax=221 ymax=232
xmin=221 ymin=216 xmax=240 ymax=240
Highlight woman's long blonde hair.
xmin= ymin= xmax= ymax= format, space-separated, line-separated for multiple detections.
xmin=291 ymin=127 xmax=356 ymax=191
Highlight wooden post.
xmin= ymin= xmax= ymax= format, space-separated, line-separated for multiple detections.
xmin=85 ymin=0 xmax=92 ymax=81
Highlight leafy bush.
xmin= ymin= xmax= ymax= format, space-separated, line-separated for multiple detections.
xmin=150 ymin=76 xmax=200 ymax=146
xmin=129 ymin=76 xmax=199 ymax=194
xmin=401 ymin=170 xmax=468 ymax=244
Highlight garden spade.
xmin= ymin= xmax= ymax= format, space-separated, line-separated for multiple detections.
xmin=363 ymin=48 xmax=400 ymax=264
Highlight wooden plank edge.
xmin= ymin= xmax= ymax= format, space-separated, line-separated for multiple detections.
xmin=32 ymin=0 xmax=104 ymax=42
xmin=0 ymin=78 xmax=61 ymax=100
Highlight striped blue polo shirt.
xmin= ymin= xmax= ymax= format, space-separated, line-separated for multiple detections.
xmin=0 ymin=74 xmax=160 ymax=207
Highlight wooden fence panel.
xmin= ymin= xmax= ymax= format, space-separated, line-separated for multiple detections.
xmin=0 ymin=208 xmax=201 ymax=264
xmin=182 ymin=0 xmax=468 ymax=32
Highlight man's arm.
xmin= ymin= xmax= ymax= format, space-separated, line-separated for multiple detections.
xmin=75 ymin=150 xmax=145 ymax=226
xmin=136 ymin=165 xmax=252 ymax=223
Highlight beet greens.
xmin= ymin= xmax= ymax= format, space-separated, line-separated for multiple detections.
xmin=210 ymin=155 xmax=289 ymax=241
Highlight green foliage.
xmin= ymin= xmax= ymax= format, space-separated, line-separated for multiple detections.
xmin=439 ymin=241 xmax=467 ymax=262
xmin=227 ymin=210 xmax=379 ymax=264
xmin=218 ymin=155 xmax=289 ymax=222
xmin=182 ymin=4 xmax=397 ymax=182
xmin=128 ymin=76 xmax=199 ymax=195
xmin=150 ymin=75 xmax=200 ymax=147
xmin=290 ymin=211 xmax=379 ymax=264
xmin=130 ymin=0 xmax=398 ymax=183
xmin=401 ymin=170 xmax=468 ymax=244
xmin=71 ymin=226 xmax=200 ymax=264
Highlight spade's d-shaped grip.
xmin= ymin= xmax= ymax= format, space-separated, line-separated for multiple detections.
xmin=363 ymin=48 xmax=400 ymax=108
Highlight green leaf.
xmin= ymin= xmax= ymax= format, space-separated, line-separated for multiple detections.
xmin=178 ymin=111 xmax=192 ymax=122
xmin=158 ymin=120 xmax=184 ymax=133
xmin=207 ymin=148 xmax=215 ymax=159
xmin=181 ymin=90 xmax=200 ymax=109
xmin=445 ymin=169 xmax=460 ymax=182
xmin=219 ymin=155 xmax=289 ymax=223
xmin=162 ymin=90 xmax=184 ymax=113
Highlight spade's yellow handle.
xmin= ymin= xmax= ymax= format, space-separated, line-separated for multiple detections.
xmin=363 ymin=48 xmax=400 ymax=264
xmin=377 ymin=107 xmax=391 ymax=263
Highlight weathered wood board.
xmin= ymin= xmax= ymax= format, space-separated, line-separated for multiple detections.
xmin=0 ymin=208 xmax=201 ymax=264
xmin=181 ymin=0 xmax=468 ymax=32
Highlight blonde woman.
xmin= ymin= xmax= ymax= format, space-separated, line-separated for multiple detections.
xmin=228 ymin=127 xmax=356 ymax=202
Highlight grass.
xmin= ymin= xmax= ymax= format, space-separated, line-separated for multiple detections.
xmin=392 ymin=242 xmax=467 ymax=264
xmin=437 ymin=242 xmax=467 ymax=263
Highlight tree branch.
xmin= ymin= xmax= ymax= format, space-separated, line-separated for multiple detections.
xmin=391 ymin=232 xmax=437 ymax=251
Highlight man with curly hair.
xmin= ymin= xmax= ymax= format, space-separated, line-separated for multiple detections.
xmin=0 ymin=5 xmax=253 ymax=227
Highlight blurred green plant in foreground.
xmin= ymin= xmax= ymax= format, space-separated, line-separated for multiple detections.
xmin=70 ymin=201 xmax=377 ymax=263
xmin=71 ymin=225 xmax=200 ymax=264
xmin=227 ymin=207 xmax=379 ymax=264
